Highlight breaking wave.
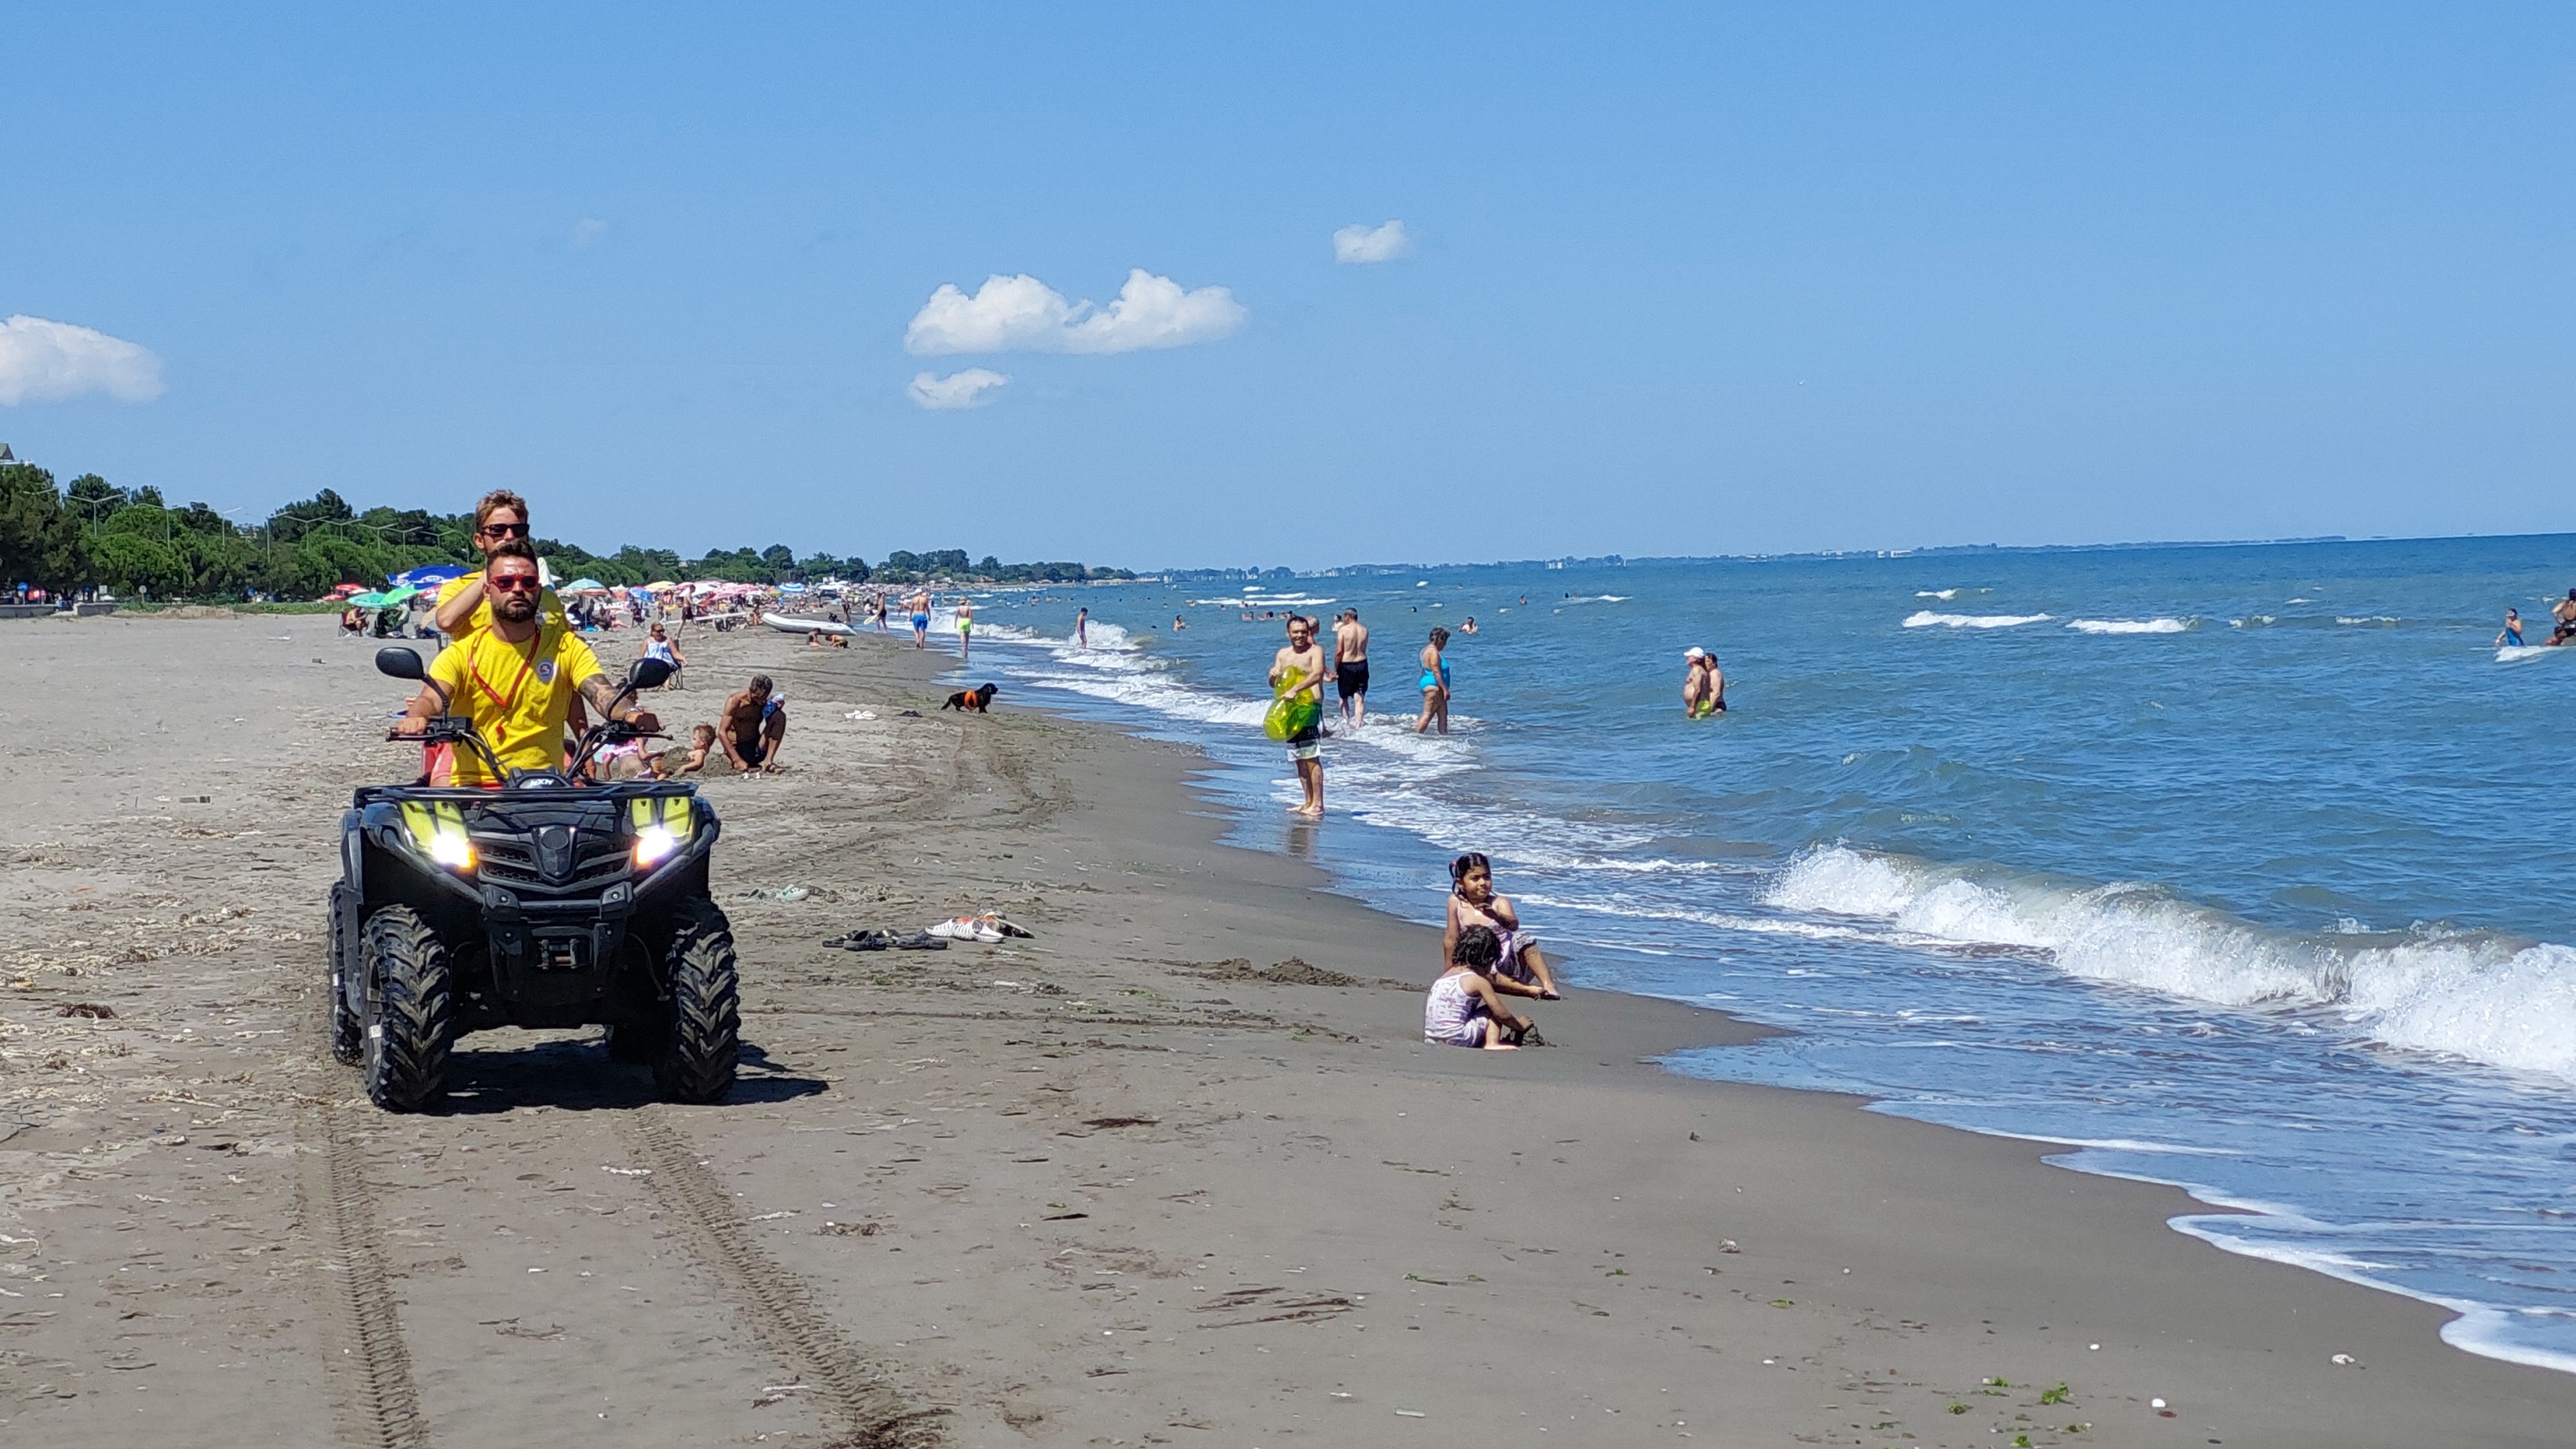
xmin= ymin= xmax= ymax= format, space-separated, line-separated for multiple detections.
xmin=2065 ymin=616 xmax=2193 ymax=635
xmin=1903 ymin=611 xmax=2051 ymax=629
xmin=1761 ymin=847 xmax=2576 ymax=1084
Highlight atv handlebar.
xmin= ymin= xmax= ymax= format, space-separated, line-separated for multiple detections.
xmin=376 ymin=646 xmax=670 ymax=787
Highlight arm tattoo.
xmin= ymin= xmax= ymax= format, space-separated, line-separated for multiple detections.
xmin=577 ymin=672 xmax=621 ymax=717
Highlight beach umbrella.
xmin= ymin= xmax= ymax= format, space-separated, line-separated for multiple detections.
xmin=778 ymin=582 xmax=808 ymax=593
xmin=564 ymin=577 xmax=605 ymax=592
xmin=345 ymin=590 xmax=391 ymax=608
xmin=376 ymin=584 xmax=419 ymax=606
xmin=646 ymin=580 xmax=676 ymax=591
xmin=326 ymin=582 xmax=366 ymax=600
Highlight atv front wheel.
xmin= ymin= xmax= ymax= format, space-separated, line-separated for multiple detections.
xmin=361 ymin=904 xmax=454 ymax=1112
xmin=653 ymin=897 xmax=739 ymax=1104
xmin=328 ymin=884 xmax=362 ymax=1065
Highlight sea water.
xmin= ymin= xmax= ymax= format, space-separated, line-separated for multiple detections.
xmin=933 ymin=535 xmax=2576 ymax=1372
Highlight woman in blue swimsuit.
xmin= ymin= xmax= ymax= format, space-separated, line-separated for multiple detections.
xmin=1415 ymin=626 xmax=1451 ymax=735
xmin=2498 ymin=608 xmax=2525 ymax=649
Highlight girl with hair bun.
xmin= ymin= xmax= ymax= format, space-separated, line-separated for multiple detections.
xmin=1442 ymin=852 xmax=1560 ymax=999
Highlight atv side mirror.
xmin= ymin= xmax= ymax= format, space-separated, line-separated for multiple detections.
xmin=628 ymin=656 xmax=673 ymax=691
xmin=376 ymin=646 xmax=427 ymax=680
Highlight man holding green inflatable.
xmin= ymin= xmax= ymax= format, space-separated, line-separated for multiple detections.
xmin=1267 ymin=614 xmax=1328 ymax=818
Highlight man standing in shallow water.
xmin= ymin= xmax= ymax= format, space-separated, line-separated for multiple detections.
xmin=1333 ymin=608 xmax=1369 ymax=729
xmin=1270 ymin=615 xmax=1327 ymax=818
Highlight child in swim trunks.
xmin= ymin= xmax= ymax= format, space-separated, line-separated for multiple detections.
xmin=653 ymin=724 xmax=717 ymax=778
xmin=1424 ymin=926 xmax=1530 ymax=1050
xmin=1443 ymin=852 xmax=1560 ymax=998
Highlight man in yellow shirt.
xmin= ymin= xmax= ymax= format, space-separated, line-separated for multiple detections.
xmin=430 ymin=489 xmax=569 ymax=639
xmin=396 ymin=542 xmax=657 ymax=784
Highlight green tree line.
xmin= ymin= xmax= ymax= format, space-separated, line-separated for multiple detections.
xmin=0 ymin=463 xmax=1132 ymax=599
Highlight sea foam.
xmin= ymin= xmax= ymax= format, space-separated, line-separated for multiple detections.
xmin=2065 ymin=617 xmax=2192 ymax=635
xmin=1903 ymin=611 xmax=2050 ymax=629
xmin=1762 ymin=846 xmax=2576 ymax=1084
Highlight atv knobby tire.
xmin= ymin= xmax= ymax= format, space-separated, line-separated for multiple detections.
xmin=328 ymin=884 xmax=362 ymax=1065
xmin=653 ymin=897 xmax=739 ymax=1103
xmin=361 ymin=904 xmax=453 ymax=1112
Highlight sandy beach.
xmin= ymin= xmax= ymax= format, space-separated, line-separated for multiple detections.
xmin=4 ymin=612 xmax=2574 ymax=1449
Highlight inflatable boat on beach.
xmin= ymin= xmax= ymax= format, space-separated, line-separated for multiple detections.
xmin=762 ymin=612 xmax=856 ymax=637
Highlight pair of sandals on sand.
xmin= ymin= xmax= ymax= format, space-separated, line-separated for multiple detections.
xmin=827 ymin=929 xmax=945 ymax=952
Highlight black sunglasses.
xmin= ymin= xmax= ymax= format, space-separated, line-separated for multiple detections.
xmin=477 ymin=520 xmax=530 ymax=537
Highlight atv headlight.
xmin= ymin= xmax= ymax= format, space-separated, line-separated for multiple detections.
xmin=399 ymin=801 xmax=475 ymax=871
xmin=628 ymin=796 xmax=695 ymax=867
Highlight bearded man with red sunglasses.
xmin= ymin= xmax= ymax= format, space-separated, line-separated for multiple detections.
xmin=395 ymin=541 xmax=657 ymax=785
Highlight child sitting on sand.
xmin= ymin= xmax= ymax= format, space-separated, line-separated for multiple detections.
xmin=651 ymin=724 xmax=717 ymax=779
xmin=1443 ymin=852 xmax=1560 ymax=998
xmin=1425 ymin=926 xmax=1533 ymax=1050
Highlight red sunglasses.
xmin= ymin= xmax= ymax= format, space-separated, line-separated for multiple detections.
xmin=487 ymin=575 xmax=542 ymax=593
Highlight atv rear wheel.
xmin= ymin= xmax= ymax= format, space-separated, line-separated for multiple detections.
xmin=328 ymin=884 xmax=362 ymax=1065
xmin=361 ymin=904 xmax=454 ymax=1112
xmin=652 ymin=897 xmax=739 ymax=1104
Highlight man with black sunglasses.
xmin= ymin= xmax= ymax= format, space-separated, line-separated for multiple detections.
xmin=431 ymin=489 xmax=568 ymax=640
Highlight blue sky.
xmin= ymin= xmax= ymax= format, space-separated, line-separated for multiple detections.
xmin=4 ymin=4 xmax=2570 ymax=569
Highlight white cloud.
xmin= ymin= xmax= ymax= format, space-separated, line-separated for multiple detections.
xmin=570 ymin=217 xmax=608 ymax=249
xmin=907 ymin=368 xmax=1010 ymax=410
xmin=904 ymin=269 xmax=1247 ymax=355
xmin=0 ymin=316 xmax=164 ymax=405
xmin=1332 ymin=220 xmax=1412 ymax=264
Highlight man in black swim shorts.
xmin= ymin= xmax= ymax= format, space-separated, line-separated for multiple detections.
xmin=1333 ymin=608 xmax=1370 ymax=729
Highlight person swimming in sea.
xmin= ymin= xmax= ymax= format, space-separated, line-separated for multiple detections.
xmin=2499 ymin=608 xmax=2525 ymax=649
xmin=1443 ymin=852 xmax=1560 ymax=999
xmin=1415 ymin=626 xmax=1451 ymax=735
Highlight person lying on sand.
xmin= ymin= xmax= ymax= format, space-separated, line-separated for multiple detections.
xmin=720 ymin=676 xmax=786 ymax=773
xmin=1443 ymin=852 xmax=1559 ymax=998
xmin=1424 ymin=926 xmax=1531 ymax=1050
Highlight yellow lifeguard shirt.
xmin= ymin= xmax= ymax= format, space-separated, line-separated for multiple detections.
xmin=436 ymin=569 xmax=570 ymax=638
xmin=425 ymin=623 xmax=603 ymax=784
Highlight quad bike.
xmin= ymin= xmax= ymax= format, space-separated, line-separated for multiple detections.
xmin=327 ymin=646 xmax=736 ymax=1111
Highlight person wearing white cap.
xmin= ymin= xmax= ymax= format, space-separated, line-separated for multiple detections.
xmin=1683 ymin=646 xmax=1726 ymax=718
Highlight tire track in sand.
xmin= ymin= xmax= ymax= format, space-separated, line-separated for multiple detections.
xmin=303 ymin=1105 xmax=430 ymax=1449
xmin=619 ymin=1106 xmax=939 ymax=1447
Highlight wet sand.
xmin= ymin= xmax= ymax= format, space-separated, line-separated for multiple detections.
xmin=4 ymin=612 xmax=2574 ymax=1447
